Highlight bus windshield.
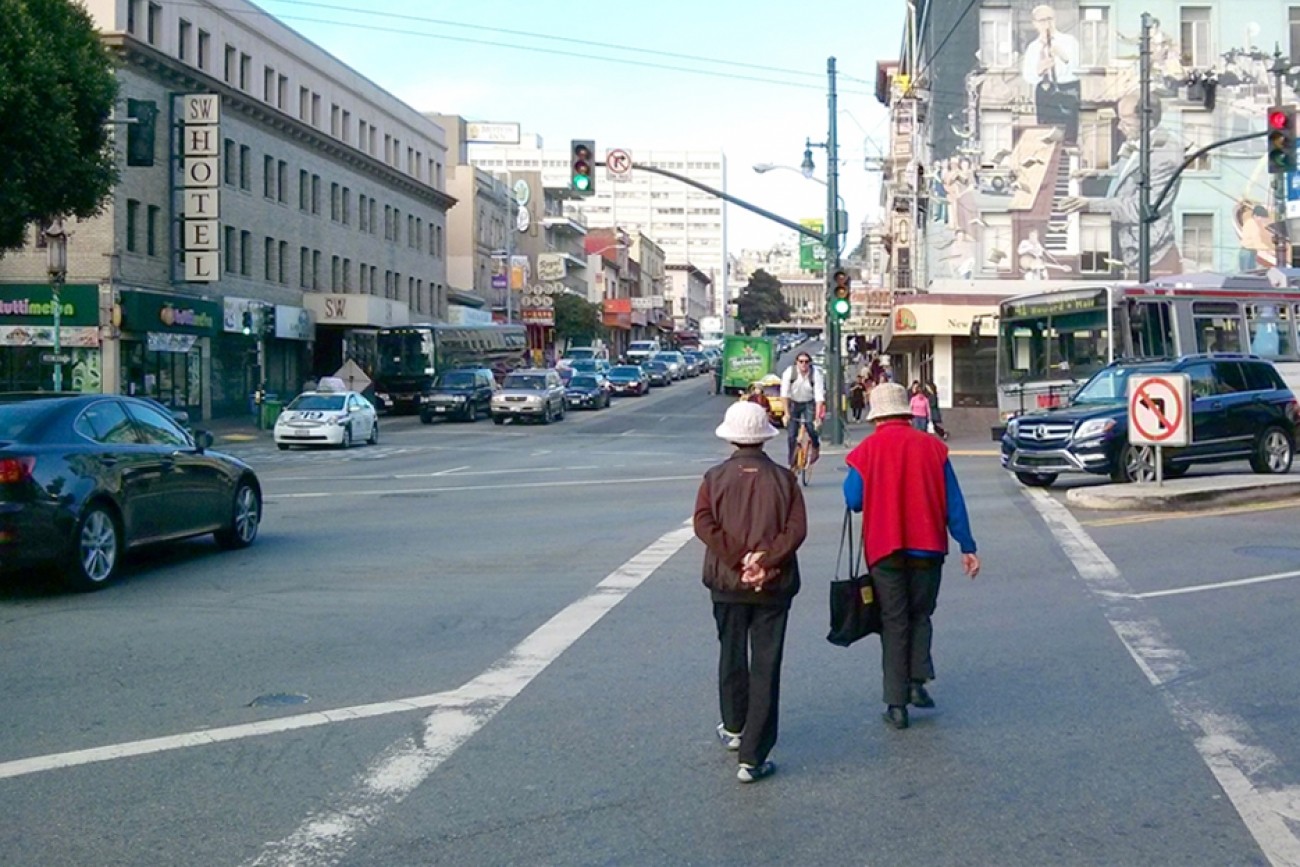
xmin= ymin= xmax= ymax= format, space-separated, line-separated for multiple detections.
xmin=377 ymin=330 xmax=431 ymax=379
xmin=998 ymin=290 xmax=1112 ymax=384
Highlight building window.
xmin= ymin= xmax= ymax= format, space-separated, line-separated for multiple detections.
xmin=343 ymin=258 xmax=352 ymax=291
xmin=240 ymin=230 xmax=251 ymax=276
xmin=239 ymin=53 xmax=251 ymax=91
xmin=435 ymin=225 xmax=443 ymax=258
xmin=979 ymin=8 xmax=1013 ymax=68
xmin=127 ymin=0 xmax=138 ymax=34
xmin=239 ymin=145 xmax=251 ymax=190
xmin=1180 ymin=7 xmax=1212 ymax=68
xmin=300 ymin=247 xmax=310 ymax=288
xmin=1182 ymin=213 xmax=1214 ymax=271
xmin=358 ymin=195 xmax=368 ymax=232
xmin=146 ymin=2 xmax=161 ymax=45
xmin=277 ymin=75 xmax=288 ymax=109
xmin=369 ymin=199 xmax=377 ymax=234
xmin=263 ymin=155 xmax=275 ymax=199
xmin=224 ymin=138 xmax=236 ymax=186
xmin=980 ymin=214 xmax=1012 ymax=272
xmin=126 ymin=199 xmax=139 ymax=253
xmin=265 ymin=237 xmax=275 ymax=281
xmin=1183 ymin=113 xmax=1212 ymax=170
xmin=311 ymin=175 xmax=321 ymax=215
xmin=332 ymin=255 xmax=341 ymax=291
xmin=177 ymin=19 xmax=191 ymax=62
xmin=224 ymin=45 xmax=236 ymax=83
xmin=341 ymin=110 xmax=351 ymax=144
xmin=299 ymin=86 xmax=310 ymax=122
xmin=331 ymin=183 xmax=340 ymax=222
xmin=147 ymin=205 xmax=160 ymax=256
xmin=1079 ymin=111 xmax=1114 ymax=171
xmin=224 ymin=226 xmax=236 ymax=273
xmin=277 ymin=160 xmax=287 ymax=203
xmin=342 ymin=187 xmax=351 ymax=225
xmin=1078 ymin=7 xmax=1109 ymax=66
xmin=1080 ymin=215 xmax=1112 ymax=273
xmin=299 ymin=170 xmax=309 ymax=210
xmin=278 ymin=241 xmax=288 ymax=284
xmin=263 ymin=67 xmax=275 ymax=103
xmin=197 ymin=30 xmax=209 ymax=70
xmin=312 ymin=250 xmax=321 ymax=290
xmin=383 ymin=205 xmax=392 ymax=240
xmin=360 ymin=263 xmax=369 ymax=294
xmin=358 ymin=120 xmax=368 ymax=152
xmin=981 ymin=112 xmax=1012 ymax=166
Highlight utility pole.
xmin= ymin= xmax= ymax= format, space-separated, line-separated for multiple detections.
xmin=1138 ymin=12 xmax=1152 ymax=282
xmin=824 ymin=56 xmax=845 ymax=446
xmin=1272 ymin=46 xmax=1291 ymax=268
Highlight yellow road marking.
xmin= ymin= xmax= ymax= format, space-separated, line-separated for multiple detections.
xmin=1082 ymin=497 xmax=1300 ymax=526
xmin=950 ymin=449 xmax=999 ymax=457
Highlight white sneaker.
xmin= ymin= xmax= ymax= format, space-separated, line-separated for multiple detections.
xmin=715 ymin=723 xmax=741 ymax=751
xmin=737 ymin=760 xmax=776 ymax=783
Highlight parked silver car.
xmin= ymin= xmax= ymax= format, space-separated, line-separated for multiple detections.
xmin=491 ymin=369 xmax=568 ymax=424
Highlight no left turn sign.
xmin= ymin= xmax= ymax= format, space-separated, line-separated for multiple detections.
xmin=1127 ymin=374 xmax=1190 ymax=447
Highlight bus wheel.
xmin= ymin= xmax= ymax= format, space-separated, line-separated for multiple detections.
xmin=1014 ymin=472 xmax=1057 ymax=488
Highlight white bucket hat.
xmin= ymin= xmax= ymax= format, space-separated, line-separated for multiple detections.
xmin=715 ymin=401 xmax=780 ymax=444
xmin=866 ymin=382 xmax=913 ymax=422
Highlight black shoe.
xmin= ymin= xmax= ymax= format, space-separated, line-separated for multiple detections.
xmin=883 ymin=705 xmax=909 ymax=729
xmin=909 ymin=682 xmax=935 ymax=709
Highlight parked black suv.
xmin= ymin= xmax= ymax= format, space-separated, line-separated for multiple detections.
xmin=419 ymin=368 xmax=496 ymax=423
xmin=1001 ymin=354 xmax=1298 ymax=487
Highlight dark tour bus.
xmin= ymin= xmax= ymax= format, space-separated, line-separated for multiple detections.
xmin=373 ymin=324 xmax=528 ymax=413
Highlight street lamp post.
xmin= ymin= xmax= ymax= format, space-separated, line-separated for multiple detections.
xmin=44 ymin=219 xmax=68 ymax=393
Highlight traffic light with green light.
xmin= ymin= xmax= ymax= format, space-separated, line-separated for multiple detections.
xmin=831 ymin=285 xmax=851 ymax=322
xmin=1267 ymin=106 xmax=1296 ymax=174
xmin=241 ymin=310 xmax=254 ymax=335
xmin=570 ymin=140 xmax=595 ymax=195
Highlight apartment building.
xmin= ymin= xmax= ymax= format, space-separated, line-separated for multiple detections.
xmin=0 ymin=0 xmax=455 ymax=418
xmin=876 ymin=0 xmax=1298 ymax=409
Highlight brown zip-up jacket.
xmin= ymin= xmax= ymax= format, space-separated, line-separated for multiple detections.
xmin=693 ymin=446 xmax=807 ymax=605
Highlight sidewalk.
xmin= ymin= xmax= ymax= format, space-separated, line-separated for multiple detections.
xmin=201 ymin=414 xmax=269 ymax=443
xmin=1065 ymin=474 xmax=1300 ymax=511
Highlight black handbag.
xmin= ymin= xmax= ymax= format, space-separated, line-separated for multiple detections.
xmin=827 ymin=509 xmax=882 ymax=647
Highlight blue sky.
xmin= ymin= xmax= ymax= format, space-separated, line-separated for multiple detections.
xmin=258 ymin=0 xmax=905 ymax=254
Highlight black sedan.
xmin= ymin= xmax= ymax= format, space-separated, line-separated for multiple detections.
xmin=642 ymin=359 xmax=673 ymax=387
xmin=0 ymin=395 xmax=262 ymax=590
xmin=565 ymin=374 xmax=611 ymax=410
xmin=606 ymin=365 xmax=650 ymax=396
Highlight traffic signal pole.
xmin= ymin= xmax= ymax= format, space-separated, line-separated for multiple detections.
xmin=1271 ymin=47 xmax=1291 ymax=268
xmin=824 ymin=56 xmax=844 ymax=446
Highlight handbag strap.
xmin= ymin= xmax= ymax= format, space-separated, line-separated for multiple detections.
xmin=835 ymin=508 xmax=866 ymax=580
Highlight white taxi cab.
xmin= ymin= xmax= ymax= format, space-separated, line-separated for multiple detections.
xmin=273 ymin=383 xmax=378 ymax=450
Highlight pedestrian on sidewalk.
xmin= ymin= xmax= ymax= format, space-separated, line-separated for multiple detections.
xmin=925 ymin=381 xmax=948 ymax=440
xmin=909 ymin=381 xmax=930 ymax=431
xmin=694 ymin=401 xmax=808 ymax=783
xmin=843 ymin=382 xmax=980 ymax=731
xmin=849 ymin=375 xmax=867 ymax=422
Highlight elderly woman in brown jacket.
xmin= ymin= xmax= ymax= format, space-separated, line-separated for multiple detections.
xmin=694 ymin=401 xmax=807 ymax=784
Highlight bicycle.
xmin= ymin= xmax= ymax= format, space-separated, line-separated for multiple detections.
xmin=790 ymin=416 xmax=820 ymax=487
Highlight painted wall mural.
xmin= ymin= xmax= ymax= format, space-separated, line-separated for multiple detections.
xmin=925 ymin=1 xmax=1299 ymax=283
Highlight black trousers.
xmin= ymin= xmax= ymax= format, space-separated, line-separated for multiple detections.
xmin=871 ymin=553 xmax=943 ymax=707
xmin=714 ymin=602 xmax=789 ymax=765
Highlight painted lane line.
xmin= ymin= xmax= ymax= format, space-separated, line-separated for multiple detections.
xmin=1025 ymin=489 xmax=1300 ymax=866
xmin=263 ymin=475 xmax=701 ymax=501
xmin=1131 ymin=568 xmax=1300 ymax=600
xmin=267 ymin=465 xmax=605 ymax=484
xmin=244 ymin=523 xmax=697 ymax=867
xmin=0 ymin=524 xmax=696 ymax=791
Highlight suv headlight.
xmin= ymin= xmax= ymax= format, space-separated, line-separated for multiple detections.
xmin=1007 ymin=418 xmax=1020 ymax=437
xmin=1073 ymin=418 xmax=1115 ymax=440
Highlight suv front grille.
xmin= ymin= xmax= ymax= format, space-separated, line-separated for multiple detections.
xmin=1014 ymin=422 xmax=1074 ymax=446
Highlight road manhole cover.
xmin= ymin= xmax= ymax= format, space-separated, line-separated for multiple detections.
xmin=248 ymin=692 xmax=310 ymax=708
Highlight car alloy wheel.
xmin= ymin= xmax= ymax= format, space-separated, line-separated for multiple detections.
xmin=1250 ymin=426 xmax=1294 ymax=474
xmin=341 ymin=425 xmax=352 ymax=448
xmin=1113 ymin=443 xmax=1157 ymax=483
xmin=66 ymin=505 xmax=120 ymax=590
xmin=216 ymin=481 xmax=261 ymax=549
xmin=368 ymin=420 xmax=379 ymax=444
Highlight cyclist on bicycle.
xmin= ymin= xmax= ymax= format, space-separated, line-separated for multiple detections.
xmin=780 ymin=352 xmax=826 ymax=468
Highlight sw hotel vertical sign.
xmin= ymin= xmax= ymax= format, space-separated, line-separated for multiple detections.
xmin=181 ymin=94 xmax=220 ymax=282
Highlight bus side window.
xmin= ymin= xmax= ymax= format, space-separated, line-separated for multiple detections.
xmin=1130 ymin=301 xmax=1173 ymax=358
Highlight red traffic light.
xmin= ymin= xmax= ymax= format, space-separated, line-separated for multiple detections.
xmin=1270 ymin=110 xmax=1289 ymax=130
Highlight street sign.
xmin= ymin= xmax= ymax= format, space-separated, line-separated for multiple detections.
xmin=1128 ymin=374 xmax=1189 ymax=447
xmin=606 ymin=148 xmax=632 ymax=182
xmin=1287 ymin=166 xmax=1300 ymax=219
xmin=40 ymin=353 xmax=72 ymax=364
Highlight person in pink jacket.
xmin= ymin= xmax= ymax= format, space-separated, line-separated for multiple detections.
xmin=909 ymin=381 xmax=931 ymax=431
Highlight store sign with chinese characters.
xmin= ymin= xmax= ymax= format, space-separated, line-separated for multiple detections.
xmin=180 ymin=94 xmax=220 ymax=282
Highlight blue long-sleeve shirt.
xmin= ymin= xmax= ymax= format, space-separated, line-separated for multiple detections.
xmin=842 ymin=460 xmax=977 ymax=557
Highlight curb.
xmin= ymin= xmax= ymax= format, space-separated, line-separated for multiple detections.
xmin=1065 ymin=476 xmax=1300 ymax=511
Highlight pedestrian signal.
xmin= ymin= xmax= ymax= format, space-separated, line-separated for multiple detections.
xmin=1267 ymin=106 xmax=1296 ymax=174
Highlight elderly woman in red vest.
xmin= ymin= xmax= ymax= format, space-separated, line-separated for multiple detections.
xmin=842 ymin=382 xmax=980 ymax=730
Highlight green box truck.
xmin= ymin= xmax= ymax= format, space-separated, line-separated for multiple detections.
xmin=719 ymin=335 xmax=775 ymax=394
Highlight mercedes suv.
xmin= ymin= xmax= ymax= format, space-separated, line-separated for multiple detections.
xmin=1001 ymin=354 xmax=1299 ymax=487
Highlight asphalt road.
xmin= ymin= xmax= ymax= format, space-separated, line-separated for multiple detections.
xmin=3 ymin=367 xmax=1299 ymax=867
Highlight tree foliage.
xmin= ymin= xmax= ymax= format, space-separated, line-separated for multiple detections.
xmin=735 ymin=269 xmax=792 ymax=333
xmin=0 ymin=0 xmax=119 ymax=252
xmin=553 ymin=293 xmax=605 ymax=347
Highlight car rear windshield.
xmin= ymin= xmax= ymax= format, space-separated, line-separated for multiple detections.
xmin=288 ymin=395 xmax=346 ymax=411
xmin=0 ymin=401 xmax=53 ymax=442
xmin=504 ymin=375 xmax=547 ymax=390
xmin=565 ymin=348 xmax=596 ymax=360
xmin=570 ymin=375 xmax=600 ymax=388
xmin=610 ymin=366 xmax=640 ymax=377
xmin=435 ymin=371 xmax=475 ymax=387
